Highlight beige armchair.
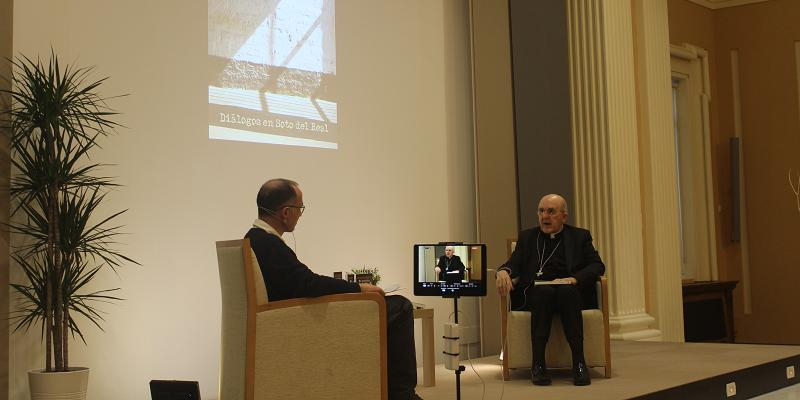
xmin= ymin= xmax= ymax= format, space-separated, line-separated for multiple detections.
xmin=493 ymin=268 xmax=611 ymax=380
xmin=216 ymin=239 xmax=388 ymax=400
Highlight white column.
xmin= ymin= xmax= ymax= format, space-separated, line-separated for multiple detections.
xmin=632 ymin=0 xmax=685 ymax=342
xmin=567 ymin=0 xmax=660 ymax=340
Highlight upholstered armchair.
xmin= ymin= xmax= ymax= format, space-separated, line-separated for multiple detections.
xmin=491 ymin=268 xmax=611 ymax=380
xmin=216 ymin=239 xmax=388 ymax=400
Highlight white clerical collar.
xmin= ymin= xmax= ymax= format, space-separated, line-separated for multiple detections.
xmin=252 ymin=218 xmax=286 ymax=243
xmin=549 ymin=227 xmax=565 ymax=239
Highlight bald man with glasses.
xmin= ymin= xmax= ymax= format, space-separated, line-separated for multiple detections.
xmin=496 ymin=194 xmax=605 ymax=386
xmin=245 ymin=178 xmax=423 ymax=400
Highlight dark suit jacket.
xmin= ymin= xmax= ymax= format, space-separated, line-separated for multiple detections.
xmin=501 ymin=224 xmax=605 ymax=309
xmin=245 ymin=228 xmax=360 ymax=302
xmin=437 ymin=255 xmax=466 ymax=282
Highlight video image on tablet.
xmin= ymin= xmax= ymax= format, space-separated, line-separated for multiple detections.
xmin=413 ymin=243 xmax=486 ymax=297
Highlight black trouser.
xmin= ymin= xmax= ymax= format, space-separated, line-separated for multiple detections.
xmin=385 ymin=295 xmax=418 ymax=400
xmin=525 ymin=284 xmax=585 ymax=368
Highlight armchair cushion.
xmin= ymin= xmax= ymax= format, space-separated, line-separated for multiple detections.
xmin=492 ymin=267 xmax=611 ymax=380
xmin=506 ymin=309 xmax=605 ymax=368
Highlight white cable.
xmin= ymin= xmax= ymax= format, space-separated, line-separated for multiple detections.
xmin=449 ymin=307 xmax=486 ymax=400
xmin=513 ymin=284 xmax=533 ymax=312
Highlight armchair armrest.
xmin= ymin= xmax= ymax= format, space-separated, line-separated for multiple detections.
xmin=257 ymin=292 xmax=386 ymax=313
xmin=599 ymin=277 xmax=610 ymax=375
xmin=499 ymin=283 xmax=510 ymax=379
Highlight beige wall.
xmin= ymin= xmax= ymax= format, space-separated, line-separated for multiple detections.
xmin=471 ymin=0 xmax=519 ymax=356
xmin=11 ymin=1 xmax=478 ymax=398
xmin=668 ymin=0 xmax=800 ymax=344
xmin=715 ymin=0 xmax=800 ymax=344
xmin=471 ymin=0 xmax=518 ymax=267
xmin=1 ymin=0 xmax=11 ymax=397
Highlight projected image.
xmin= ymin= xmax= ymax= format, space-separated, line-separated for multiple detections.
xmin=208 ymin=0 xmax=338 ymax=149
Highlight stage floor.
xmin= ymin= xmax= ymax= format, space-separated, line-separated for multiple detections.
xmin=415 ymin=340 xmax=800 ymax=400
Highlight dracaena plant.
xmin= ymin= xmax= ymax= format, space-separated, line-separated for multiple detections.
xmin=2 ymin=51 xmax=138 ymax=372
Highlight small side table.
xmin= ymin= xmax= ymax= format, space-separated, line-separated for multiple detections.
xmin=682 ymin=280 xmax=738 ymax=342
xmin=413 ymin=307 xmax=435 ymax=387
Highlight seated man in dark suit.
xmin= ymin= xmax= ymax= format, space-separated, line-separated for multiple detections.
xmin=244 ymin=178 xmax=423 ymax=400
xmin=495 ymin=194 xmax=605 ymax=386
xmin=435 ymin=245 xmax=466 ymax=283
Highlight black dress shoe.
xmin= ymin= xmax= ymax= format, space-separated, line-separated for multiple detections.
xmin=390 ymin=392 xmax=423 ymax=400
xmin=573 ymin=362 xmax=591 ymax=386
xmin=531 ymin=364 xmax=551 ymax=386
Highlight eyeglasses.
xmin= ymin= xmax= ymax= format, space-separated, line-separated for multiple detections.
xmin=283 ymin=204 xmax=306 ymax=215
xmin=537 ymin=207 xmax=562 ymax=216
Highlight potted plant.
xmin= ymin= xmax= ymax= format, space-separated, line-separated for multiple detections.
xmin=2 ymin=51 xmax=137 ymax=400
xmin=350 ymin=266 xmax=381 ymax=285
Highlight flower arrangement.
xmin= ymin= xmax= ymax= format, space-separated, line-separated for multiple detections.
xmin=350 ymin=266 xmax=381 ymax=285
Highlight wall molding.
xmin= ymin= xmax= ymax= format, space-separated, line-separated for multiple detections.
xmin=730 ymin=49 xmax=753 ymax=315
xmin=795 ymin=42 xmax=800 ymax=139
xmin=687 ymin=0 xmax=770 ymax=10
xmin=670 ymin=42 xmax=719 ymax=282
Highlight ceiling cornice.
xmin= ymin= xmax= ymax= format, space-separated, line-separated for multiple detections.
xmin=686 ymin=0 xmax=771 ymax=9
